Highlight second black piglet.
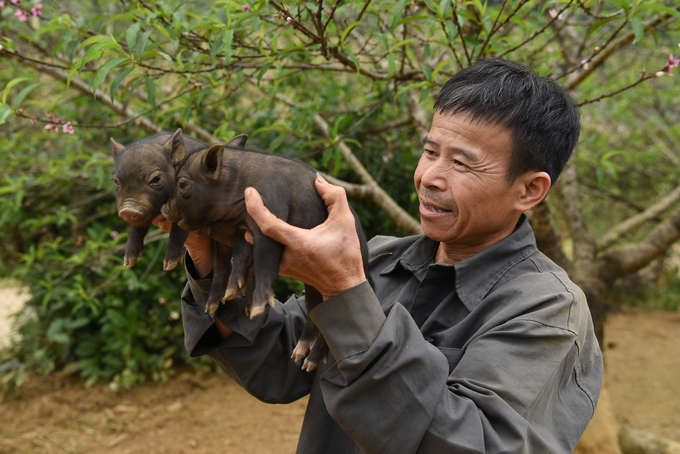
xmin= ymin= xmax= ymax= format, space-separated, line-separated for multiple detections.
xmin=160 ymin=143 xmax=369 ymax=371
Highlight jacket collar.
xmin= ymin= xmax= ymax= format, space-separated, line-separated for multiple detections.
xmin=379 ymin=214 xmax=538 ymax=311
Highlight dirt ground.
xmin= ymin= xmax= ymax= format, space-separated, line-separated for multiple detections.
xmin=0 ymin=295 xmax=679 ymax=453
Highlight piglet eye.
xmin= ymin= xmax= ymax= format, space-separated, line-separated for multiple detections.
xmin=179 ymin=181 xmax=188 ymax=190
xmin=150 ymin=175 xmax=162 ymax=185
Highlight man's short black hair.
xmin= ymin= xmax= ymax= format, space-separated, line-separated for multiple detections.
xmin=433 ymin=58 xmax=580 ymax=185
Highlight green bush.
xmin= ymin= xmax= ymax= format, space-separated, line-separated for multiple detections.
xmin=0 ymin=127 xmax=199 ymax=389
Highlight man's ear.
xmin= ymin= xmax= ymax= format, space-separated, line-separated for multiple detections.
xmin=514 ymin=171 xmax=551 ymax=212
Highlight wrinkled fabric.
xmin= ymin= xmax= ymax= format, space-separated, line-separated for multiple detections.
xmin=181 ymin=215 xmax=603 ymax=454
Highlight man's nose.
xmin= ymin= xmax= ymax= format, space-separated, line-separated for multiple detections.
xmin=420 ymin=162 xmax=448 ymax=191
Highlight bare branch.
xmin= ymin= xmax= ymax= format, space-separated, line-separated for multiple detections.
xmin=596 ymin=184 xmax=680 ymax=252
xmin=646 ymin=128 xmax=680 ymax=167
xmin=605 ymin=204 xmax=680 ymax=277
xmin=563 ymin=11 xmax=677 ymax=90
xmin=407 ymin=91 xmax=430 ymax=142
xmin=312 ymin=112 xmax=423 ymax=234
xmin=497 ymin=0 xmax=574 ymax=59
xmin=19 ymin=56 xmax=221 ymax=144
xmin=529 ymin=198 xmax=571 ymax=272
xmin=358 ymin=117 xmax=412 ymax=136
xmin=557 ymin=163 xmax=597 ymax=265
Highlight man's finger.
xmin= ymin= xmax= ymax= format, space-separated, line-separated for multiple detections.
xmin=244 ymin=187 xmax=304 ymax=245
xmin=314 ymin=173 xmax=351 ymax=219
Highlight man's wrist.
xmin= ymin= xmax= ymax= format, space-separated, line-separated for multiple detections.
xmin=311 ymin=281 xmax=385 ymax=361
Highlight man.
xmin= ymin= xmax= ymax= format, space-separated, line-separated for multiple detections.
xmin=171 ymin=58 xmax=603 ymax=453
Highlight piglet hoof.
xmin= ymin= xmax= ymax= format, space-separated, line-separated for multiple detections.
xmin=163 ymin=259 xmax=178 ymax=271
xmin=302 ymin=338 xmax=328 ymax=372
xmin=291 ymin=339 xmax=314 ymax=363
xmin=248 ymin=304 xmax=266 ymax=319
xmin=222 ymin=286 xmax=238 ymax=302
xmin=124 ymin=255 xmax=138 ymax=267
xmin=204 ymin=300 xmax=220 ymax=315
xmin=301 ymin=357 xmax=317 ymax=372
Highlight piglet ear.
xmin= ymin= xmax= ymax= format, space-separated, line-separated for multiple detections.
xmin=226 ymin=134 xmax=248 ymax=148
xmin=163 ymin=128 xmax=186 ymax=165
xmin=202 ymin=144 xmax=224 ymax=180
xmin=111 ymin=138 xmax=125 ymax=160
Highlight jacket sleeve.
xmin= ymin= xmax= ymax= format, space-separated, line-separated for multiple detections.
xmin=180 ymin=255 xmax=314 ymax=404
xmin=310 ymin=281 xmax=603 ymax=454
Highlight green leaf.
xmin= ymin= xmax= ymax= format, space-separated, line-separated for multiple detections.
xmin=423 ymin=0 xmax=439 ymax=14
xmin=0 ymin=104 xmax=12 ymax=125
xmin=145 ymin=77 xmax=156 ymax=109
xmin=387 ymin=54 xmax=396 ymax=78
xmin=79 ymin=35 xmax=109 ymax=51
xmin=419 ymin=87 xmax=431 ymax=104
xmin=93 ymin=58 xmax=129 ymax=94
xmin=256 ymin=62 xmax=273 ymax=86
xmin=638 ymin=4 xmax=680 ymax=21
xmin=346 ymin=49 xmax=361 ymax=74
xmin=445 ymin=20 xmax=459 ymax=42
xmin=630 ymin=17 xmax=643 ymax=44
xmin=29 ymin=24 xmax=64 ymax=44
xmin=222 ymin=29 xmax=234 ymax=66
xmin=587 ymin=18 xmax=616 ymax=39
xmin=136 ymin=29 xmax=154 ymax=60
xmin=340 ymin=21 xmax=362 ymax=47
xmin=396 ymin=81 xmax=429 ymax=97
xmin=422 ymin=65 xmax=432 ymax=82
xmin=14 ymin=83 xmax=41 ymax=110
xmin=390 ymin=0 xmax=410 ymax=30
xmin=439 ymin=0 xmax=452 ymax=18
xmin=215 ymin=8 xmax=229 ymax=25
xmin=126 ymin=23 xmax=142 ymax=52
xmin=108 ymin=69 xmax=131 ymax=100
xmin=431 ymin=59 xmax=452 ymax=80
xmin=210 ymin=31 xmax=225 ymax=62
xmin=1 ymin=77 xmax=29 ymax=104
xmin=79 ymin=41 xmax=123 ymax=74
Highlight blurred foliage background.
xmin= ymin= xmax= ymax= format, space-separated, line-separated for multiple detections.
xmin=0 ymin=0 xmax=679 ymax=393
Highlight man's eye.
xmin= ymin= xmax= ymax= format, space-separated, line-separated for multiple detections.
xmin=453 ymin=160 xmax=469 ymax=169
xmin=150 ymin=175 xmax=162 ymax=185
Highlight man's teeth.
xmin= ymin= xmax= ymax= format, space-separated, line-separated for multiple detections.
xmin=426 ymin=204 xmax=446 ymax=212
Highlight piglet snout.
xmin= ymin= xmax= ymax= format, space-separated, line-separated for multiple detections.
xmin=119 ymin=208 xmax=143 ymax=223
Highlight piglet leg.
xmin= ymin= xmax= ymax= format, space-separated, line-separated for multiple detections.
xmin=292 ymin=285 xmax=328 ymax=371
xmin=223 ymin=229 xmax=253 ymax=302
xmin=206 ymin=241 xmax=233 ymax=315
xmin=124 ymin=224 xmax=150 ymax=267
xmin=163 ymin=222 xmax=189 ymax=271
xmin=248 ymin=229 xmax=282 ymax=318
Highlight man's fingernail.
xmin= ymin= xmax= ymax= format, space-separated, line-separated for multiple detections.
xmin=316 ymin=172 xmax=328 ymax=184
xmin=245 ymin=187 xmax=253 ymax=201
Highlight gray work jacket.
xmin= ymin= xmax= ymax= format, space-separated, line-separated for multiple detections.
xmin=181 ymin=215 xmax=603 ymax=454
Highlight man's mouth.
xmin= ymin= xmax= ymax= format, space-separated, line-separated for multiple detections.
xmin=421 ymin=200 xmax=452 ymax=214
xmin=423 ymin=203 xmax=450 ymax=213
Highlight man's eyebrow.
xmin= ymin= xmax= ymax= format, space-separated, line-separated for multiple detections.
xmin=422 ymin=137 xmax=478 ymax=162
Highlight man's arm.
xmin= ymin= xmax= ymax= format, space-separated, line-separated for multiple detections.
xmin=244 ymin=177 xmax=602 ymax=453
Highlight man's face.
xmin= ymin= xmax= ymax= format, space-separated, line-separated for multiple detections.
xmin=414 ymin=112 xmax=525 ymax=263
